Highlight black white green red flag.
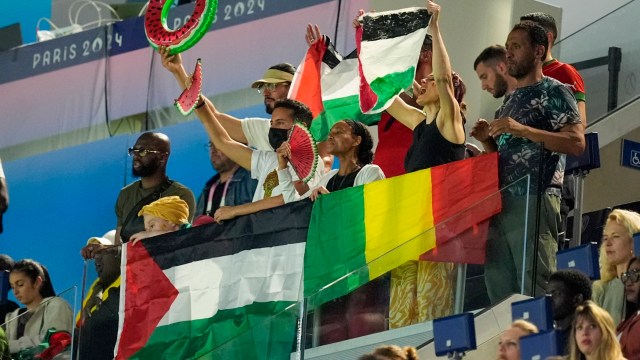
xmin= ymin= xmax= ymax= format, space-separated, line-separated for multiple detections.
xmin=357 ymin=8 xmax=431 ymax=114
xmin=114 ymin=201 xmax=312 ymax=359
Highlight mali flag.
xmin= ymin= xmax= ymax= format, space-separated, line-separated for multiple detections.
xmin=304 ymin=153 xmax=501 ymax=307
xmin=114 ymin=201 xmax=312 ymax=360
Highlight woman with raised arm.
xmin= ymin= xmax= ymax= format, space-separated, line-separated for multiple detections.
xmin=384 ymin=1 xmax=467 ymax=328
xmin=386 ymin=0 xmax=466 ymax=173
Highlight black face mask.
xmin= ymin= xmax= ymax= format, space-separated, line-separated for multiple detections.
xmin=268 ymin=128 xmax=289 ymax=150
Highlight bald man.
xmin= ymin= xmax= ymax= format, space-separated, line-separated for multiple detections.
xmin=81 ymin=132 xmax=196 ymax=258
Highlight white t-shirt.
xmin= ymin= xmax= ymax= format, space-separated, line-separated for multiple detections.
xmin=251 ymin=150 xmax=324 ymax=203
xmin=242 ymin=118 xmax=271 ymax=150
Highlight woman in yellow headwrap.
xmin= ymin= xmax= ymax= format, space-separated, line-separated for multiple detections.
xmin=130 ymin=196 xmax=190 ymax=244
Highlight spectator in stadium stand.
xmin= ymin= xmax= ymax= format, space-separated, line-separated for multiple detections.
xmin=383 ymin=1 xmax=467 ymax=328
xmin=80 ymin=132 xmax=196 ymax=258
xmin=617 ymin=256 xmax=640 ymax=359
xmin=4 ymin=259 xmax=73 ymax=355
xmin=593 ymin=209 xmax=640 ymax=326
xmin=0 ymin=156 xmax=9 ymax=234
xmin=359 ymin=344 xmax=420 ymax=360
xmin=496 ymin=319 xmax=539 ymax=360
xmin=568 ymin=301 xmax=625 ymax=360
xmin=0 ymin=254 xmax=18 ymax=322
xmin=546 ymin=269 xmax=592 ymax=355
xmin=130 ymin=196 xmax=191 ymax=244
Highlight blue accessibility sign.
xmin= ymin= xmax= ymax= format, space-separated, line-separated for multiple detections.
xmin=621 ymin=139 xmax=640 ymax=170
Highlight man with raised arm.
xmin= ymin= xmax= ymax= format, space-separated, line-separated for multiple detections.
xmin=473 ymin=22 xmax=584 ymax=302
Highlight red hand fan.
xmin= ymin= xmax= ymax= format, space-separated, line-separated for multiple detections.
xmin=288 ymin=123 xmax=319 ymax=183
xmin=175 ymin=59 xmax=202 ymax=116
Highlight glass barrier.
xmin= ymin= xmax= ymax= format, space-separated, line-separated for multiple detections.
xmin=301 ymin=141 xmax=551 ymax=350
xmin=76 ymin=245 xmax=121 ymax=360
xmin=554 ymin=0 xmax=640 ymax=125
xmin=1 ymin=285 xmax=77 ymax=360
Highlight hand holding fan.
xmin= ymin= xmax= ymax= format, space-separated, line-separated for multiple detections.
xmin=288 ymin=123 xmax=319 ymax=183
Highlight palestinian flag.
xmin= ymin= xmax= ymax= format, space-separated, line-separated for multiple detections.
xmin=304 ymin=154 xmax=502 ymax=307
xmin=357 ymin=7 xmax=431 ymax=114
xmin=114 ymin=201 xmax=312 ymax=360
xmin=289 ymin=37 xmax=379 ymax=141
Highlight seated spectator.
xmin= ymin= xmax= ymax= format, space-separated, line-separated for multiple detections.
xmin=130 ymin=196 xmax=190 ymax=244
xmin=593 ymin=209 xmax=640 ymax=325
xmin=617 ymin=256 xmax=640 ymax=359
xmin=194 ymin=141 xmax=258 ymax=224
xmin=0 ymin=254 xmax=18 ymax=322
xmin=359 ymin=344 xmax=419 ymax=360
xmin=497 ymin=319 xmax=538 ymax=360
xmin=278 ymin=120 xmax=384 ymax=201
xmin=4 ymin=259 xmax=73 ymax=355
xmin=76 ymin=231 xmax=121 ymax=360
xmin=546 ymin=269 xmax=592 ymax=355
xmin=568 ymin=301 xmax=625 ymax=360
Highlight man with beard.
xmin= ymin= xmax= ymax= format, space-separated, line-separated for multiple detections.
xmin=472 ymin=22 xmax=584 ymax=302
xmin=81 ymin=132 xmax=195 ymax=257
xmin=546 ymin=269 xmax=592 ymax=355
xmin=473 ymin=45 xmax=517 ymax=100
xmin=194 ymin=141 xmax=257 ymax=222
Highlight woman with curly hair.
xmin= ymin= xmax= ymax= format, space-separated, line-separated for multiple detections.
xmin=592 ymin=209 xmax=640 ymax=325
xmin=568 ymin=301 xmax=626 ymax=360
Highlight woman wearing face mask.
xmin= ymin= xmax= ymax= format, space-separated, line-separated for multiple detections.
xmin=568 ymin=301 xmax=626 ymax=360
xmin=4 ymin=259 xmax=73 ymax=355
xmin=592 ymin=209 xmax=640 ymax=325
xmin=617 ymin=256 xmax=640 ymax=359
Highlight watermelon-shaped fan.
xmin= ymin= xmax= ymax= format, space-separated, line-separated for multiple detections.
xmin=288 ymin=123 xmax=319 ymax=183
xmin=175 ymin=59 xmax=202 ymax=116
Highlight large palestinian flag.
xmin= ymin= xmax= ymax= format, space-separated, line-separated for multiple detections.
xmin=114 ymin=201 xmax=312 ymax=360
xmin=304 ymin=154 xmax=502 ymax=307
xmin=289 ymin=37 xmax=379 ymax=141
xmin=357 ymin=8 xmax=431 ymax=114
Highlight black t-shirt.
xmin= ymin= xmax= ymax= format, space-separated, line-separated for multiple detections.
xmin=326 ymin=169 xmax=362 ymax=192
xmin=404 ymin=120 xmax=465 ymax=173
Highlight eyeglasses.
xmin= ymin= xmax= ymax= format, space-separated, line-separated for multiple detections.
xmin=257 ymin=82 xmax=289 ymax=94
xmin=128 ymin=147 xmax=165 ymax=157
xmin=621 ymin=269 xmax=640 ymax=284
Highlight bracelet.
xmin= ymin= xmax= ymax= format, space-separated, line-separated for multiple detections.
xmin=195 ymin=95 xmax=205 ymax=109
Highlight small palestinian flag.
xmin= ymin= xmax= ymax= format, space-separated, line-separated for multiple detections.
xmin=357 ymin=7 xmax=431 ymax=114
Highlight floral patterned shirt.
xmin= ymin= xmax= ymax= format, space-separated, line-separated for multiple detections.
xmin=495 ymin=76 xmax=580 ymax=196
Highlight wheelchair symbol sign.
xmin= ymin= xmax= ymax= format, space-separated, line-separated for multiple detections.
xmin=621 ymin=139 xmax=640 ymax=170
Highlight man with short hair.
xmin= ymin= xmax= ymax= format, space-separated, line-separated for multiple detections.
xmin=195 ymin=141 xmax=257 ymax=220
xmin=520 ymin=12 xmax=586 ymax=128
xmin=497 ymin=319 xmax=539 ymax=360
xmin=473 ymin=45 xmax=517 ymax=100
xmin=81 ymin=132 xmax=196 ymax=258
xmin=195 ymin=97 xmax=323 ymax=222
xmin=521 ymin=12 xmax=588 ymax=246
xmin=474 ymin=22 xmax=585 ymax=302
xmin=547 ymin=269 xmax=592 ymax=355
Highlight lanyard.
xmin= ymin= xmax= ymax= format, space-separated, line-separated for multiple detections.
xmin=205 ymin=177 xmax=232 ymax=214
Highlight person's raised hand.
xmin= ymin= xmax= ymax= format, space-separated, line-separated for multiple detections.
xmin=158 ymin=46 xmax=183 ymax=74
xmin=305 ymin=24 xmax=323 ymax=47
xmin=352 ymin=9 xmax=365 ymax=28
xmin=80 ymin=243 xmax=105 ymax=260
xmin=276 ymin=141 xmax=292 ymax=169
xmin=426 ymin=1 xmax=441 ymax=29
xmin=470 ymin=119 xmax=491 ymax=142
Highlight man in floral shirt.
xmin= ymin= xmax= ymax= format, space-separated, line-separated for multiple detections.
xmin=471 ymin=22 xmax=584 ymax=302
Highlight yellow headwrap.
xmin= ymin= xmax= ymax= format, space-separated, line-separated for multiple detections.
xmin=138 ymin=196 xmax=189 ymax=225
